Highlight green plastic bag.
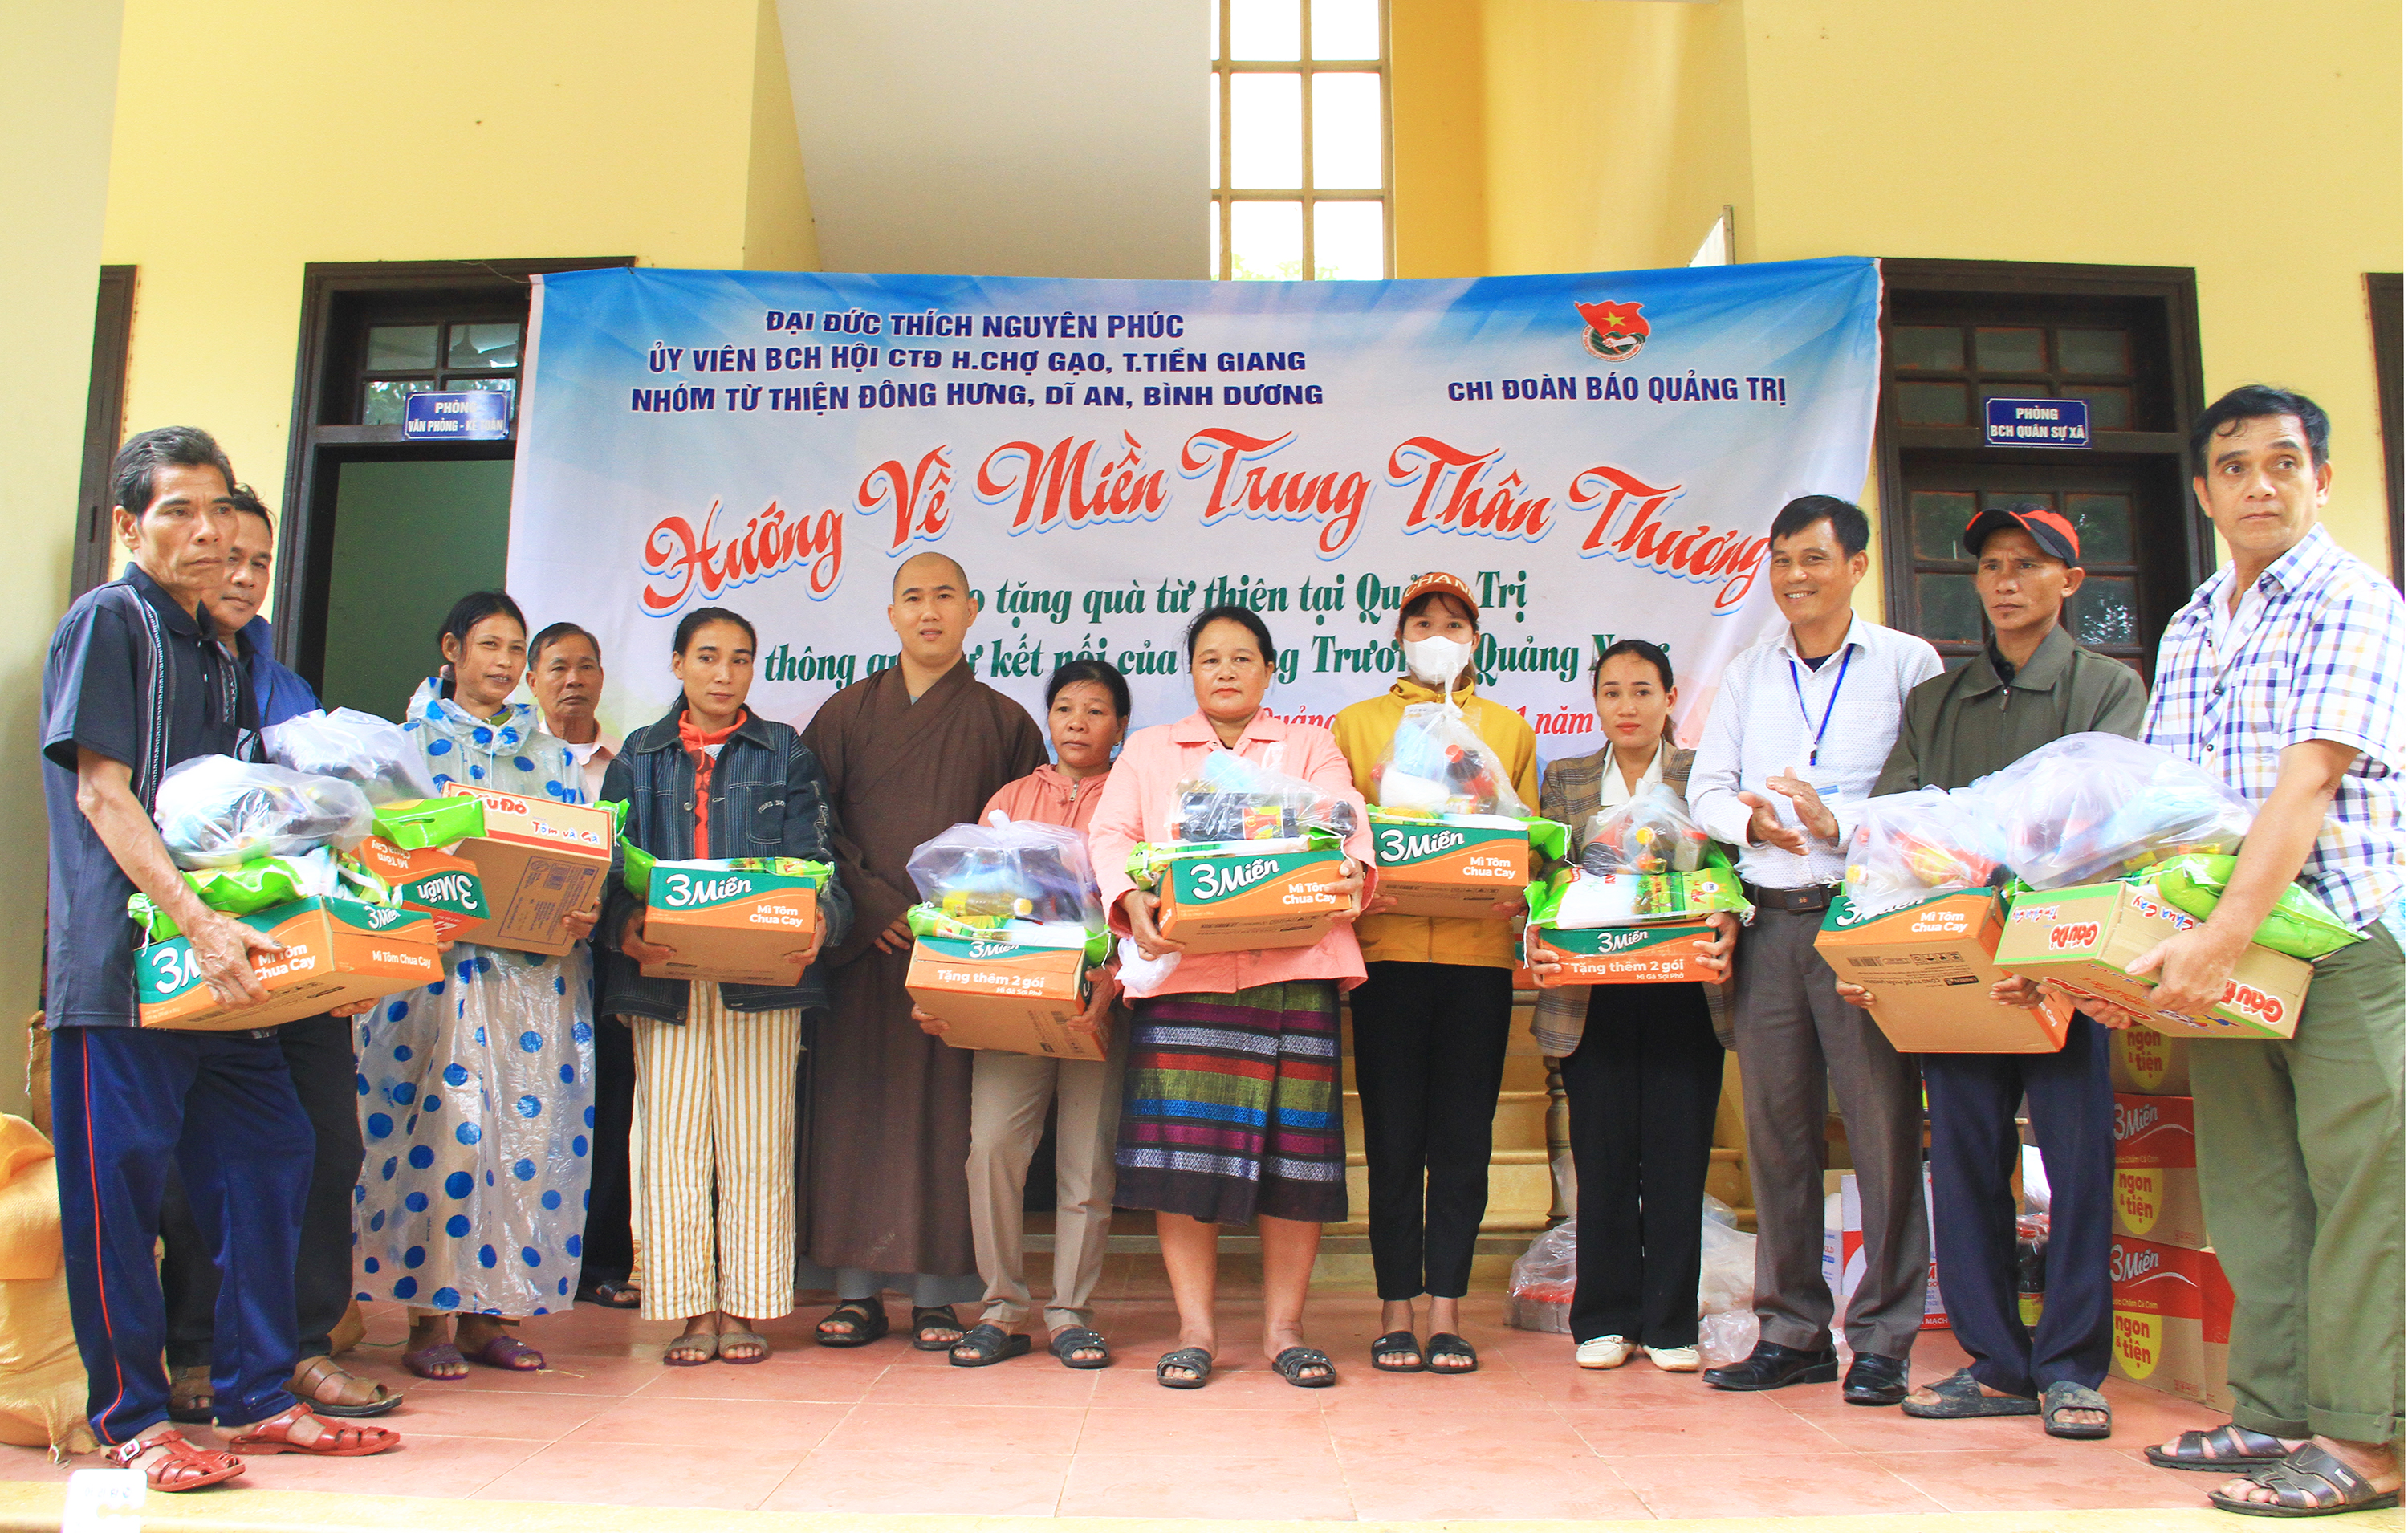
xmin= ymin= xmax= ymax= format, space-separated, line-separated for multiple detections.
xmin=2146 ymin=853 xmax=2362 ymax=960
xmin=1125 ymin=828 xmax=1344 ymax=891
xmin=372 ymin=795 xmax=486 ymax=849
xmin=905 ymin=901 xmax=1110 ymax=965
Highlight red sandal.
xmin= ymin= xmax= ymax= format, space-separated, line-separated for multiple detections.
xmin=103 ymin=1428 xmax=246 ymax=1491
xmin=223 ymin=1402 xmax=400 ymax=1458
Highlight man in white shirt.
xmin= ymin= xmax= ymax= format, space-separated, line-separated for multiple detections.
xmin=528 ymin=622 xmax=621 ymax=801
xmin=1687 ymin=495 xmax=1942 ymax=1405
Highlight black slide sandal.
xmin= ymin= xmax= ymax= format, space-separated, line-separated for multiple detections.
xmin=1370 ymin=1331 xmax=1424 ymax=1372
xmin=2041 ymin=1380 xmax=2112 ymax=1440
xmin=1050 ymin=1328 xmax=1112 ymax=1369
xmin=950 ymin=1323 xmax=1031 ymax=1368
xmin=1426 ymin=1333 xmax=1479 ymax=1375
xmin=1272 ymin=1345 xmax=1336 ymax=1388
xmin=2146 ymin=1424 xmax=2292 ymax=1472
xmin=911 ymin=1306 xmax=966 ymax=1352
xmin=1156 ymin=1347 xmax=1214 ymax=1389
xmin=815 ymin=1298 xmax=890 ymax=1348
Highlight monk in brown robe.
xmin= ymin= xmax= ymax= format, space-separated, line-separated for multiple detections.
xmin=799 ymin=551 xmax=1047 ymax=1349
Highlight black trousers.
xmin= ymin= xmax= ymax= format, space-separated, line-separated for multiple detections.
xmin=1925 ymin=1014 xmax=2114 ymax=1394
xmin=1561 ymin=980 xmax=1725 ymax=1348
xmin=578 ymin=1011 xmax=637 ymax=1289
xmin=160 ymin=1015 xmax=360 ymax=1368
xmin=1349 ymin=962 xmax=1512 ymax=1301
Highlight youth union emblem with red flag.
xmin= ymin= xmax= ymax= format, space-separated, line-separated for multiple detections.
xmin=1576 ymin=299 xmax=1649 ymax=361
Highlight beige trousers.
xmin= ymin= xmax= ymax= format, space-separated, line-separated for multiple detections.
xmin=629 ymin=986 xmax=802 ymax=1323
xmin=966 ymin=1034 xmax=1125 ymax=1332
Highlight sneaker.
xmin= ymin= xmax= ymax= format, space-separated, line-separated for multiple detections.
xmin=1575 ymin=1336 xmax=1633 ymax=1370
xmin=1646 ymin=1344 xmax=1702 ymax=1372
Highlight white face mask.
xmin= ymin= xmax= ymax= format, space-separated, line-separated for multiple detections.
xmin=1402 ymin=633 xmax=1475 ymax=687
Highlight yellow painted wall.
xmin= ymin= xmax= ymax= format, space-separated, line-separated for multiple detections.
xmin=1390 ymin=0 xmax=1489 ymax=279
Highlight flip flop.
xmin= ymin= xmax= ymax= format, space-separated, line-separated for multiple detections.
xmin=2207 ymin=1443 xmax=2404 ymax=1518
xmin=2042 ymin=1380 xmax=2112 ymax=1441
xmin=717 ymin=1330 xmax=771 ymax=1366
xmin=2147 ymin=1423 xmax=2293 ymax=1472
xmin=1271 ymin=1345 xmax=1336 ymax=1389
xmin=402 ymin=1341 xmax=469 ymax=1381
xmin=662 ymin=1332 xmax=720 ymax=1367
xmin=1426 ymin=1333 xmax=1479 ymax=1375
xmin=1370 ymin=1331 xmax=1425 ymax=1372
xmin=1157 ymin=1346 xmax=1214 ymax=1389
xmin=579 ymin=1279 xmax=642 ymax=1309
xmin=1902 ymin=1368 xmax=2040 ymax=1419
xmin=466 ymin=1333 xmax=545 ymax=1371
xmin=950 ymin=1323 xmax=1031 ymax=1368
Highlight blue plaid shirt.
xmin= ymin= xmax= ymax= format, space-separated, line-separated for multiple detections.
xmin=2142 ymin=523 xmax=2408 ymax=936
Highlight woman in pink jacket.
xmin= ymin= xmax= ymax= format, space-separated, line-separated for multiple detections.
xmin=1088 ymin=605 xmax=1372 ymax=1390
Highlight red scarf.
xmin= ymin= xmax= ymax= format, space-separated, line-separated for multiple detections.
xmin=677 ymin=709 xmax=746 ymax=857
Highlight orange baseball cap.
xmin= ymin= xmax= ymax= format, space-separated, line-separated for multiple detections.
xmin=1400 ymin=571 xmax=1479 ymax=614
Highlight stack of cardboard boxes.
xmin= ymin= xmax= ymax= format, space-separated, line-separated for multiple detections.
xmin=2105 ymin=1028 xmax=2235 ymax=1410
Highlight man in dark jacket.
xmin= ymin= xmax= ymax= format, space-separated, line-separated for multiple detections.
xmin=1850 ymin=504 xmax=2145 ymax=1438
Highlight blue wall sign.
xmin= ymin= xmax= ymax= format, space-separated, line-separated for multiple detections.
xmin=404 ymin=390 xmax=513 ymax=439
xmin=1984 ymin=396 xmax=2089 ymax=448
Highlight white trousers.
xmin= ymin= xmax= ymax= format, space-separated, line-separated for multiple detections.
xmin=965 ymin=1035 xmax=1125 ymax=1332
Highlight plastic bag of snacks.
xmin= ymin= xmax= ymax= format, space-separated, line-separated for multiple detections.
xmin=1966 ymin=733 xmax=2252 ymax=890
xmin=2146 ymin=852 xmax=2362 ymax=960
xmin=1842 ymin=787 xmax=2003 ymax=916
xmin=1373 ymin=703 xmax=1528 ymax=819
xmin=372 ymin=795 xmax=487 ymax=849
xmin=1580 ymin=783 xmax=1711 ymax=876
xmin=128 ymin=846 xmax=393 ymax=941
xmin=907 ymin=819 xmax=1105 ymax=932
xmin=1530 ymin=859 xmax=1747 ymax=928
xmin=153 ymin=756 xmax=374 ymax=868
xmin=262 ymin=707 xmax=438 ymax=804
xmin=1171 ymin=750 xmax=1357 ymax=844
xmin=1506 ymin=1221 xmax=1577 ymax=1333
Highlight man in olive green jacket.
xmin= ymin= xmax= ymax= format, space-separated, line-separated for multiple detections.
xmin=1854 ymin=506 xmax=2146 ymax=1439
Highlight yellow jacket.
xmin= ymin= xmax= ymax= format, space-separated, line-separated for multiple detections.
xmin=1330 ymin=678 xmax=1541 ymax=970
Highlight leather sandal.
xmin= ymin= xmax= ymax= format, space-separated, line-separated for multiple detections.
xmin=1049 ymin=1327 xmax=1111 ymax=1370
xmin=1156 ymin=1346 xmax=1214 ymax=1389
xmin=1271 ymin=1345 xmax=1336 ymax=1388
xmin=2147 ymin=1423 xmax=2294 ymax=1472
xmin=950 ymin=1323 xmax=1031 ymax=1368
xmin=224 ymin=1402 xmax=400 ymax=1458
xmin=578 ymin=1279 xmax=642 ymax=1309
xmin=911 ymin=1305 xmax=966 ymax=1352
xmin=2207 ymin=1442 xmax=2404 ymax=1518
xmin=1370 ymin=1331 xmax=1424 ymax=1372
xmin=816 ymin=1298 xmax=889 ymax=1348
xmin=2041 ymin=1380 xmax=2112 ymax=1441
xmin=289 ymin=1355 xmax=402 ymax=1418
xmin=104 ymin=1428 xmax=246 ymax=1492
xmin=1426 ymin=1333 xmax=1479 ymax=1374
xmin=166 ymin=1364 xmax=214 ymax=1425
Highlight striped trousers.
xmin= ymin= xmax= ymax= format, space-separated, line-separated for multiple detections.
xmin=629 ymin=986 xmax=803 ymax=1322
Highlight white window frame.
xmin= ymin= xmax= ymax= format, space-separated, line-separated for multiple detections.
xmin=1211 ymin=0 xmax=1394 ymax=280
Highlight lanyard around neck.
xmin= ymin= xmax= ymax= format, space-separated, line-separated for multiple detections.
xmin=1786 ymin=645 xmax=1854 ymax=768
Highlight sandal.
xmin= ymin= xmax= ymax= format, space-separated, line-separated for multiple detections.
xmin=1902 ymin=1368 xmax=2040 ymax=1420
xmin=224 ymin=1403 xmax=400 ymax=1458
xmin=104 ymin=1428 xmax=246 ymax=1492
xmin=167 ymin=1364 xmax=214 ymax=1425
xmin=950 ymin=1323 xmax=1031 ymax=1368
xmin=718 ymin=1330 xmax=771 ymax=1365
xmin=1050 ymin=1327 xmax=1112 ymax=1370
xmin=2207 ymin=1443 xmax=2404 ymax=1518
xmin=1426 ymin=1333 xmax=1479 ymax=1374
xmin=1271 ymin=1345 xmax=1336 ymax=1389
xmin=2147 ymin=1423 xmax=2294 ymax=1472
xmin=289 ymin=1355 xmax=401 ymax=1417
xmin=579 ymin=1279 xmax=642 ymax=1309
xmin=1156 ymin=1346 xmax=1214 ymax=1389
xmin=466 ymin=1333 xmax=545 ymax=1371
xmin=663 ymin=1331 xmax=720 ymax=1367
xmin=816 ymin=1298 xmax=890 ymax=1348
xmin=1370 ymin=1331 xmax=1425 ymax=1372
xmin=402 ymin=1341 xmax=469 ymax=1381
xmin=911 ymin=1305 xmax=965 ymax=1352
xmin=2042 ymin=1379 xmax=2112 ymax=1441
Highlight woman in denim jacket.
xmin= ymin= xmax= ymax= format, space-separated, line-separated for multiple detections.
xmin=599 ymin=606 xmax=852 ymax=1365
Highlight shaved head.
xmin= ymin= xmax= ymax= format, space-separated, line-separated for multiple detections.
xmin=893 ymin=551 xmax=968 ymax=600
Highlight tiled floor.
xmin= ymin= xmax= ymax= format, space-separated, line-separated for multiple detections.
xmin=0 ymin=1283 xmax=2247 ymax=1523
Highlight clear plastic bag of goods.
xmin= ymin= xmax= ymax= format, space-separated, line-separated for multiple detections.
xmin=906 ymin=819 xmax=1105 ymax=932
xmin=1506 ymin=1220 xmax=1577 ymax=1332
xmin=1581 ymin=783 xmax=1710 ymax=876
xmin=1966 ymin=733 xmax=2252 ymax=889
xmin=1373 ymin=702 xmax=1527 ymax=819
xmin=1530 ymin=859 xmax=1747 ymax=929
xmin=1698 ymin=1206 xmax=1755 ymax=1318
xmin=262 ymin=707 xmax=438 ymax=804
xmin=2145 ymin=852 xmax=2362 ymax=959
xmin=1842 ymin=787 xmax=2003 ymax=916
xmin=1698 ymin=1308 xmax=1759 ymax=1367
xmin=1170 ymin=749 xmax=1358 ymax=844
xmin=153 ymin=755 xmax=375 ymax=868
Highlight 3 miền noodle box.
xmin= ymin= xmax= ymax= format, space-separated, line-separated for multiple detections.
xmin=2110 ymin=1237 xmax=2233 ymax=1409
xmin=138 ymin=896 xmax=441 ymax=1031
xmin=1525 ymin=921 xmax=1720 ymax=985
xmin=2113 ymin=1092 xmax=2207 ymax=1250
xmin=905 ymin=926 xmax=1101 ymax=1062
xmin=439 ymin=784 xmax=613 ymax=956
xmin=1144 ymin=837 xmax=1354 ymax=954
xmin=2109 ymin=1027 xmax=2192 ymax=1096
xmin=1365 ymin=813 xmax=1542 ymax=917
xmin=639 ymin=860 xmax=824 ymax=986
xmin=1993 ymin=880 xmax=2309 ymax=1039
xmin=350 ymin=836 xmax=490 ymax=941
xmin=1813 ymin=888 xmax=2072 ymax=1053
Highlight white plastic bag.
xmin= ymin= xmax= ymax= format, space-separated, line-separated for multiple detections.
xmin=1374 ymin=702 xmax=1527 ymax=818
xmin=1506 ymin=1221 xmax=1577 ymax=1332
xmin=1842 ymin=787 xmax=2001 ymax=915
xmin=153 ymin=755 xmax=375 ymax=868
xmin=262 ymin=707 xmax=438 ymax=804
xmin=1965 ymin=732 xmax=2252 ymax=890
xmin=1698 ymin=1210 xmax=1755 ymax=1318
xmin=1581 ymin=783 xmax=1710 ymax=875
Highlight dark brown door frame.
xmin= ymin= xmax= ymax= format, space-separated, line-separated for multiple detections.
xmin=276 ymin=257 xmax=634 ymax=687
xmin=2367 ymin=272 xmax=2402 ymax=588
xmin=71 ymin=266 xmax=137 ymax=596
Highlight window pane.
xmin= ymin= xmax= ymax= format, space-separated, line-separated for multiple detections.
xmin=1974 ymin=327 xmax=2047 ymax=372
xmin=1311 ymin=0 xmax=1381 ymax=58
xmin=366 ymin=324 xmax=437 ymax=371
xmin=1230 ymin=73 xmax=1303 ymax=188
xmin=2070 ymin=576 xmax=2138 ymax=648
xmin=444 ymin=376 xmax=517 ymax=400
xmin=1230 ymin=201 xmax=1304 ymax=280
xmin=1314 ymin=201 xmax=1383 ymax=279
xmin=1915 ymin=573 xmax=1987 ymax=644
xmin=1312 ymin=72 xmax=1381 ymax=189
xmin=2058 ymin=328 xmax=2129 ymax=376
xmin=1230 ymin=0 xmax=1300 ymax=59
xmin=1982 ymin=490 xmax=2056 ymax=511
xmin=2063 ymin=492 xmax=2133 ymax=563
xmin=2064 ymin=384 xmax=2131 ymax=430
xmin=1210 ymin=78 xmax=1222 ymax=188
xmin=361 ymin=378 xmax=434 ymax=425
xmin=1891 ymin=326 xmax=1963 ymax=372
xmin=1910 ymin=490 xmax=1976 ymax=561
xmin=446 ymin=323 xmax=520 ymax=369
xmin=1896 ymin=380 xmax=1968 ymax=425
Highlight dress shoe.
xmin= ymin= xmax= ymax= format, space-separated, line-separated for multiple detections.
xmin=1702 ymin=1340 xmax=1839 ymax=1392
xmin=1843 ymin=1352 xmax=1911 ymax=1405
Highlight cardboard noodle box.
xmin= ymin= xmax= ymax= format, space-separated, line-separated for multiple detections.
xmin=2109 ymin=1027 xmax=2193 ymax=1096
xmin=1815 ymin=888 xmax=2073 ymax=1053
xmin=1153 ymin=844 xmax=1354 ymax=954
xmin=1366 ymin=815 xmax=1531 ymax=917
xmin=1994 ymin=880 xmax=2310 ymax=1040
xmin=138 ymin=896 xmax=441 ymax=1031
xmin=1527 ymin=921 xmax=1719 ymax=985
xmin=439 ymin=784 xmax=613 ymax=956
xmin=905 ymin=932 xmax=1103 ymax=1062
xmin=351 ymin=836 xmax=490 ymax=941
xmin=2110 ymin=1236 xmax=2233 ymax=1410
xmin=1824 ymin=1169 xmax=1949 ymax=1333
xmin=2113 ymin=1092 xmax=2207 ymax=1250
xmin=639 ymin=864 xmax=822 ymax=986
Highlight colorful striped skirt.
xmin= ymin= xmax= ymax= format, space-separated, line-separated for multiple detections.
xmin=1113 ymin=982 xmax=1346 ymax=1227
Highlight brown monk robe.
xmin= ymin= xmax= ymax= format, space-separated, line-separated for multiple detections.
xmin=797 ymin=553 xmax=1046 ymax=1345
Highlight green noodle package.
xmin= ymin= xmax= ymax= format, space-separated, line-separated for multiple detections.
xmin=2145 ymin=853 xmax=2361 ymax=961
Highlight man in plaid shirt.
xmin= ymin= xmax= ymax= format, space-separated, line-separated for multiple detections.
xmin=2116 ymin=386 xmax=2404 ymax=1516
